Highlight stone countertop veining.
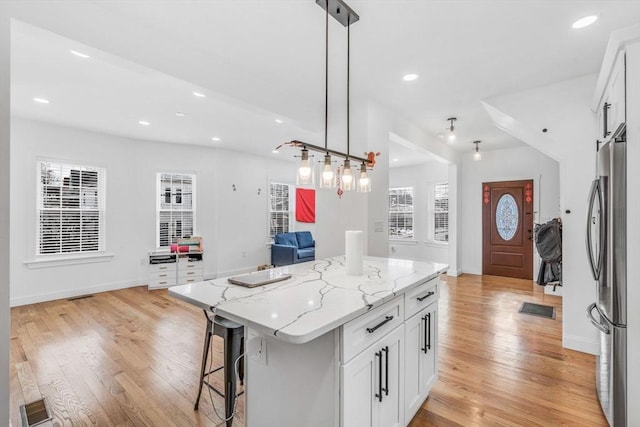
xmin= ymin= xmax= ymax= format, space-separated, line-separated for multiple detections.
xmin=169 ymin=256 xmax=447 ymax=344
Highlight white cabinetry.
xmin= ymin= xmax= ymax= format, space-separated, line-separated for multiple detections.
xmin=148 ymin=251 xmax=203 ymax=289
xmin=404 ymin=277 xmax=439 ymax=423
xmin=597 ymin=53 xmax=626 ymax=143
xmin=342 ymin=324 xmax=405 ymax=427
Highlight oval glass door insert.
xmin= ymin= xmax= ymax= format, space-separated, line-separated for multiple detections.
xmin=496 ymin=194 xmax=518 ymax=241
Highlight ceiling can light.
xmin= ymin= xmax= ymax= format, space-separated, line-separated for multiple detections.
xmin=70 ymin=50 xmax=90 ymax=59
xmin=274 ymin=0 xmax=377 ymax=196
xmin=138 ymin=120 xmax=150 ymax=126
xmin=175 ymin=112 xmax=186 ymax=117
xmin=572 ymin=15 xmax=598 ymax=29
xmin=473 ymin=140 xmax=482 ymax=161
xmin=33 ymin=97 xmax=50 ymax=104
xmin=192 ymin=91 xmax=205 ymax=98
xmin=275 ymin=119 xmax=283 ymax=124
xmin=446 ymin=117 xmax=457 ymax=144
xmin=211 ymin=137 xmax=221 ymax=141
xmin=403 ymin=73 xmax=419 ymax=82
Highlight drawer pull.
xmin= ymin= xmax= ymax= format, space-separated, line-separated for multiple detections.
xmin=416 ymin=291 xmax=435 ymax=302
xmin=366 ymin=315 xmax=394 ymax=334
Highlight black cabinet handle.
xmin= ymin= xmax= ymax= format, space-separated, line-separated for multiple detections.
xmin=416 ymin=291 xmax=435 ymax=302
xmin=421 ymin=314 xmax=428 ymax=354
xmin=366 ymin=315 xmax=394 ymax=334
xmin=375 ymin=350 xmax=383 ymax=402
xmin=603 ymin=102 xmax=611 ymax=138
xmin=426 ymin=312 xmax=432 ymax=351
xmin=382 ymin=346 xmax=389 ymax=396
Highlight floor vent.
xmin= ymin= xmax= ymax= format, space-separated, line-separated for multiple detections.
xmin=67 ymin=294 xmax=94 ymax=301
xmin=19 ymin=398 xmax=52 ymax=427
xmin=519 ymin=302 xmax=556 ymax=319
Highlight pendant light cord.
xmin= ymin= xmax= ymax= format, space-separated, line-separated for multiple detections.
xmin=324 ymin=1 xmax=329 ymax=152
xmin=346 ymin=15 xmax=350 ymax=159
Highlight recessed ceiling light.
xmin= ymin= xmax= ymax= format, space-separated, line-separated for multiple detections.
xmin=272 ymin=149 xmax=280 ymax=154
xmin=175 ymin=112 xmax=186 ymax=117
xmin=138 ymin=120 xmax=150 ymax=126
xmin=193 ymin=91 xmax=206 ymax=98
xmin=70 ymin=50 xmax=90 ymax=59
xmin=33 ymin=97 xmax=50 ymax=104
xmin=392 ymin=158 xmax=400 ymax=162
xmin=403 ymin=73 xmax=418 ymax=82
xmin=572 ymin=15 xmax=598 ymax=29
xmin=211 ymin=137 xmax=221 ymax=141
xmin=275 ymin=119 xmax=283 ymax=124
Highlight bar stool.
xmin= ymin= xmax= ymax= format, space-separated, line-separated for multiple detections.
xmin=194 ymin=309 xmax=244 ymax=427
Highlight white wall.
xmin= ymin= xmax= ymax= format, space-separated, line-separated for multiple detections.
xmin=389 ymin=161 xmax=449 ymax=264
xmin=10 ymin=118 xmax=370 ymax=305
xmin=460 ymin=145 xmax=560 ymax=275
xmin=0 ymin=7 xmax=10 ymax=424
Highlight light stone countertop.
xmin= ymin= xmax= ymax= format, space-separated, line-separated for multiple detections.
xmin=169 ymin=256 xmax=447 ymax=344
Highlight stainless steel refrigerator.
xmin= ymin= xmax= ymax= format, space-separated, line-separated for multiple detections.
xmin=586 ymin=123 xmax=627 ymax=427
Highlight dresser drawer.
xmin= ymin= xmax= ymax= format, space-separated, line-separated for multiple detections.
xmin=150 ymin=269 xmax=175 ymax=281
xmin=149 ymin=277 xmax=177 ymax=289
xmin=150 ymin=263 xmax=176 ymax=274
xmin=177 ymin=268 xmax=203 ymax=280
xmin=404 ymin=277 xmax=438 ymax=319
xmin=341 ymin=295 xmax=404 ymax=363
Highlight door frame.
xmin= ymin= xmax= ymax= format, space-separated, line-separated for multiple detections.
xmin=479 ymin=176 xmax=541 ymax=277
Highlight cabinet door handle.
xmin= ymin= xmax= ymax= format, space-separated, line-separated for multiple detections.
xmin=375 ymin=350 xmax=383 ymax=402
xmin=417 ymin=291 xmax=435 ymax=302
xmin=426 ymin=312 xmax=432 ymax=351
xmin=603 ymin=102 xmax=611 ymax=138
xmin=366 ymin=315 xmax=394 ymax=334
xmin=421 ymin=314 xmax=428 ymax=354
xmin=382 ymin=346 xmax=389 ymax=396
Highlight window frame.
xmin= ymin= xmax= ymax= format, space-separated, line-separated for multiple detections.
xmin=36 ymin=160 xmax=106 ymax=257
xmin=388 ymin=186 xmax=415 ymax=241
xmin=156 ymin=172 xmax=197 ymax=248
xmin=430 ymin=182 xmax=449 ymax=244
xmin=268 ymin=181 xmax=294 ymax=240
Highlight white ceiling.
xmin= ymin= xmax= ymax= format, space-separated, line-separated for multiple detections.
xmin=8 ymin=1 xmax=640 ymax=166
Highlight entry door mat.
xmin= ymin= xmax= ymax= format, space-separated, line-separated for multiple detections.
xmin=519 ymin=302 xmax=556 ymax=319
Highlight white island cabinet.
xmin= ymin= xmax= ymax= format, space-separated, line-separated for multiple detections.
xmin=169 ymin=256 xmax=446 ymax=427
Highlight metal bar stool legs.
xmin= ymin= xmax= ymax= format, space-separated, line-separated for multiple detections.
xmin=194 ymin=310 xmax=245 ymax=427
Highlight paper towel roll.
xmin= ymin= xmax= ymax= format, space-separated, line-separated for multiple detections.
xmin=345 ymin=230 xmax=364 ymax=275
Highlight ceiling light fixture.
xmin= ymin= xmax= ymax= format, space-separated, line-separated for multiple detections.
xmin=175 ymin=112 xmax=186 ymax=117
xmin=392 ymin=158 xmax=400 ymax=162
xmin=70 ymin=50 xmax=90 ymax=59
xmin=138 ymin=120 xmax=150 ymax=126
xmin=33 ymin=97 xmax=50 ymax=104
xmin=275 ymin=0 xmax=375 ymax=195
xmin=211 ymin=137 xmax=221 ymax=141
xmin=572 ymin=15 xmax=598 ymax=29
xmin=403 ymin=73 xmax=418 ymax=82
xmin=275 ymin=119 xmax=283 ymax=124
xmin=473 ymin=140 xmax=482 ymax=161
xmin=446 ymin=117 xmax=457 ymax=144
xmin=192 ymin=91 xmax=205 ymax=98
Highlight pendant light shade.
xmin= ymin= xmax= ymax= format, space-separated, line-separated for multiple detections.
xmin=473 ymin=140 xmax=482 ymax=161
xmin=357 ymin=162 xmax=371 ymax=192
xmin=446 ymin=117 xmax=457 ymax=144
xmin=320 ymin=154 xmax=336 ymax=188
xmin=297 ymin=148 xmax=315 ymax=186
xmin=342 ymin=159 xmax=354 ymax=191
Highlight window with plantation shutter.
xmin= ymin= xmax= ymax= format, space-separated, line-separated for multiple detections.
xmin=269 ymin=182 xmax=292 ymax=238
xmin=389 ymin=187 xmax=414 ymax=239
xmin=37 ymin=161 xmax=105 ymax=255
xmin=157 ymin=173 xmax=195 ymax=247
xmin=433 ymin=182 xmax=449 ymax=242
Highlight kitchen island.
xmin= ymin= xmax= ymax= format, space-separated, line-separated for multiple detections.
xmin=170 ymin=256 xmax=446 ymax=427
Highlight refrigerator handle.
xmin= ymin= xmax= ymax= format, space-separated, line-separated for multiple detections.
xmin=587 ymin=303 xmax=610 ymax=335
xmin=585 ymin=180 xmax=601 ymax=280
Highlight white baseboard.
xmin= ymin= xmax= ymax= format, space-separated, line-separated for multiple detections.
xmin=563 ymin=334 xmax=599 ymax=355
xmin=10 ymin=279 xmax=140 ymax=307
xmin=446 ymin=269 xmax=462 ymax=277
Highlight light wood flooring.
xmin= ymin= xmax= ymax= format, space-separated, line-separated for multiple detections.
xmin=10 ymin=275 xmax=607 ymax=427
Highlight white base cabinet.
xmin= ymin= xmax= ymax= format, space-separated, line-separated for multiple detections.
xmin=342 ymin=324 xmax=405 ymax=427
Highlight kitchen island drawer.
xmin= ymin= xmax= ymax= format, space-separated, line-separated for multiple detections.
xmin=404 ymin=277 xmax=438 ymax=319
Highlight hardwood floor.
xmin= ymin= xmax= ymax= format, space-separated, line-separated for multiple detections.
xmin=9 ymin=275 xmax=607 ymax=427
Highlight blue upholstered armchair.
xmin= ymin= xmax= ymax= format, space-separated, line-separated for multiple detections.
xmin=271 ymin=231 xmax=315 ymax=266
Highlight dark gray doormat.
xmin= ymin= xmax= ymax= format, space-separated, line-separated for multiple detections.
xmin=519 ymin=302 xmax=556 ymax=319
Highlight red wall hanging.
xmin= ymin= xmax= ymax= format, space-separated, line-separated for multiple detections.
xmin=296 ymin=188 xmax=316 ymax=223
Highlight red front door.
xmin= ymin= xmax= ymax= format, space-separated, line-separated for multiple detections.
xmin=482 ymin=180 xmax=534 ymax=279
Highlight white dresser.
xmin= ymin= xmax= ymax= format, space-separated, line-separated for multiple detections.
xmin=148 ymin=251 xmax=203 ymax=289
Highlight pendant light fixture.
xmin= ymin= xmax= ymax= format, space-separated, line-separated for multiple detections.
xmin=473 ymin=140 xmax=482 ymax=161
xmin=275 ymin=0 xmax=377 ymax=196
xmin=446 ymin=117 xmax=457 ymax=144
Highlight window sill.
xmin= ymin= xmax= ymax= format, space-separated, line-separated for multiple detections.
xmin=25 ymin=252 xmax=115 ymax=269
xmin=423 ymin=240 xmax=448 ymax=247
xmin=389 ymin=239 xmax=419 ymax=245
